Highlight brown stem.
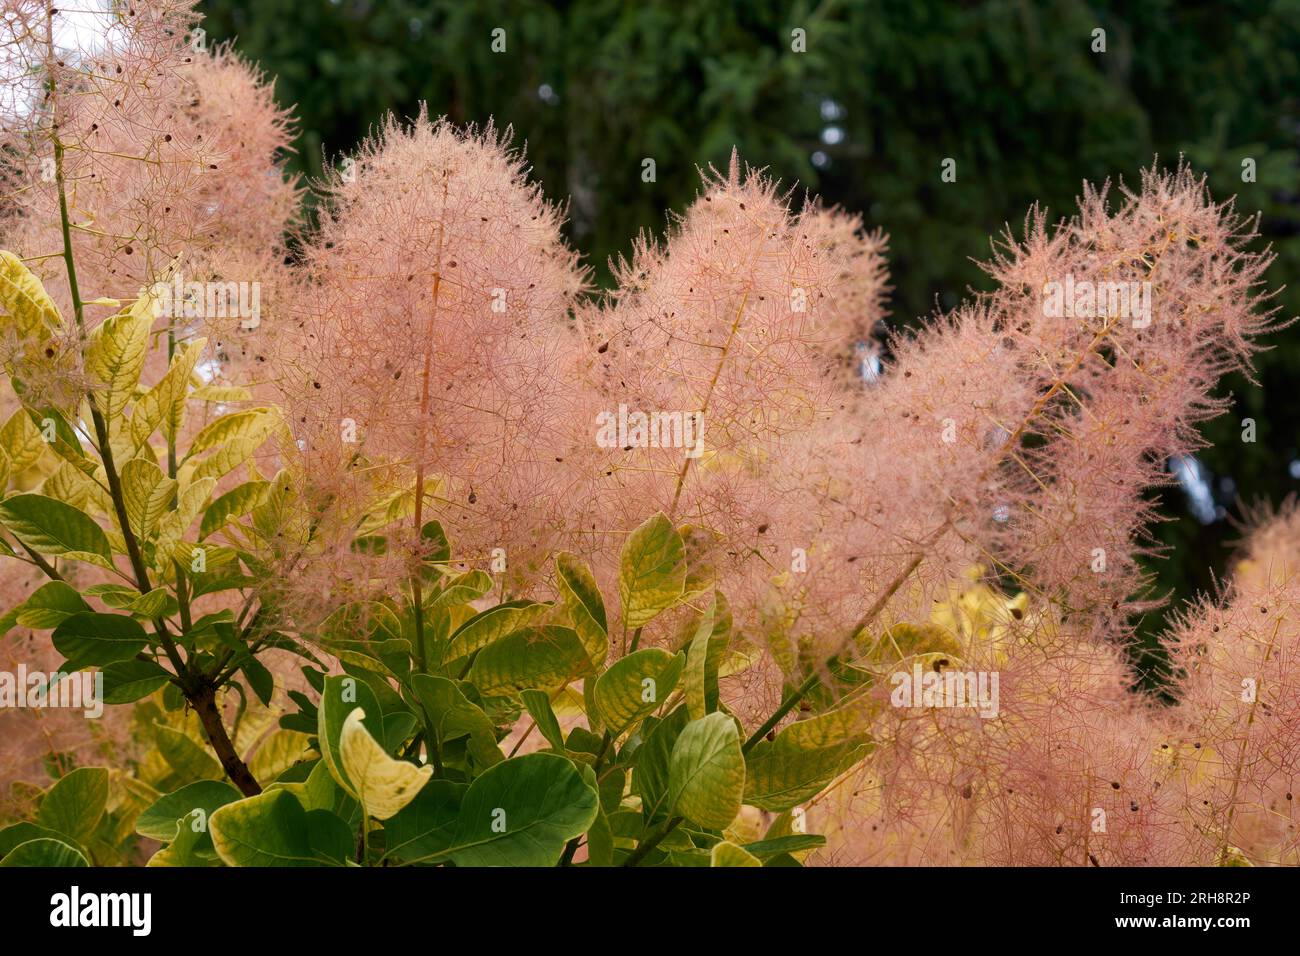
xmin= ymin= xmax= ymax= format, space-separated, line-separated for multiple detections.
xmin=191 ymin=683 xmax=261 ymax=797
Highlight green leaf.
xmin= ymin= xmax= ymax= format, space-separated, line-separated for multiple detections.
xmin=382 ymin=779 xmax=467 ymax=864
xmin=520 ymin=689 xmax=566 ymax=752
xmin=37 ymin=767 xmax=108 ymax=842
xmin=411 ymin=674 xmax=504 ymax=769
xmin=14 ymin=581 xmax=90 ymax=629
xmin=468 ymin=625 xmax=594 ymax=698
xmin=154 ymin=723 xmax=223 ymax=781
xmin=556 ymin=552 xmax=609 ymax=664
xmin=585 ymin=805 xmax=614 ymax=866
xmin=428 ymin=570 xmax=493 ymax=610
xmin=210 ymin=790 xmax=349 ymax=866
xmin=740 ymin=834 xmax=827 ymax=858
xmin=0 ymin=822 xmax=71 ymax=859
xmin=146 ymin=811 xmax=217 ymax=867
xmin=598 ymin=766 xmax=626 ymax=814
xmin=439 ymin=753 xmax=598 ymax=867
xmin=241 ymin=657 xmax=275 ymax=707
xmin=136 ymin=780 xmax=242 ymax=842
xmin=102 ymin=658 xmax=172 ymax=703
xmin=52 ymin=612 xmax=148 ymax=667
xmin=0 ymin=493 xmax=110 ymax=560
xmin=445 ymin=600 xmax=549 ymax=661
xmin=317 ymin=674 xmax=383 ymax=796
xmin=667 ymin=713 xmax=745 ymax=829
xmin=420 ymin=520 xmax=451 ymax=563
xmin=272 ymin=761 xmax=360 ymax=827
xmin=684 ymin=591 xmax=730 ymax=720
xmin=618 ymin=512 xmax=686 ymax=628
xmin=0 ymin=837 xmax=88 ymax=867
xmin=710 ymin=840 xmax=762 ymax=866
xmin=591 ymin=648 xmax=684 ymax=735
xmin=744 ymin=735 xmax=871 ymax=812
xmin=634 ymin=706 xmax=690 ymax=822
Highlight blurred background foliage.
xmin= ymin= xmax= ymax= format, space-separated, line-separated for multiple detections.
xmin=198 ymin=0 xmax=1300 ymax=681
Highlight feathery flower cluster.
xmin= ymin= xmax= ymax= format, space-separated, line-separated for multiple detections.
xmin=0 ymin=0 xmax=1292 ymax=867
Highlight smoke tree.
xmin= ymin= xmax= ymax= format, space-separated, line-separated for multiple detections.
xmin=0 ymin=0 xmax=1293 ymax=867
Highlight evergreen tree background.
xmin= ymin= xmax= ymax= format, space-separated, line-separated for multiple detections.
xmin=198 ymin=0 xmax=1300 ymax=683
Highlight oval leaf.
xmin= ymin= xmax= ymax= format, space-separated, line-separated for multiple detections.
xmin=468 ymin=625 xmax=593 ymax=698
xmin=592 ymin=648 xmax=684 ymax=735
xmin=0 ymin=493 xmax=110 ymax=560
xmin=441 ymin=753 xmax=598 ymax=867
xmin=52 ymin=612 xmax=148 ymax=668
xmin=210 ymin=790 xmax=348 ymax=867
xmin=618 ymin=512 xmax=686 ymax=628
xmin=0 ymin=837 xmax=88 ymax=867
xmin=37 ymin=767 xmax=108 ymax=842
xmin=667 ymin=713 xmax=745 ymax=829
xmin=339 ymin=708 xmax=432 ymax=820
xmin=136 ymin=780 xmax=242 ymax=842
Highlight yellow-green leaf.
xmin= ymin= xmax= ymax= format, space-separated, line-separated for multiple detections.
xmin=0 ymin=408 xmax=49 ymax=473
xmin=249 ymin=730 xmax=313 ymax=783
xmin=668 ymin=712 xmax=745 ymax=829
xmin=744 ymin=733 xmax=871 ymax=812
xmin=210 ymin=790 xmax=349 ymax=867
xmin=0 ymin=250 xmax=62 ymax=339
xmin=154 ymin=723 xmax=223 ymax=781
xmin=468 ymin=625 xmax=594 ymax=698
xmin=0 ymin=837 xmax=87 ymax=867
xmin=126 ymin=587 xmax=175 ymax=620
xmin=121 ymin=458 xmax=176 ymax=539
xmin=41 ymin=461 xmax=96 ymax=511
xmin=619 ymin=512 xmax=686 ymax=628
xmin=710 ymin=840 xmax=762 ymax=867
xmin=591 ymin=648 xmax=684 ymax=735
xmin=556 ymin=552 xmax=609 ymax=665
xmin=680 ymin=524 xmax=722 ymax=604
xmin=190 ymin=384 xmax=252 ymax=403
xmin=339 ymin=708 xmax=431 ymax=820
xmin=84 ymin=300 xmax=153 ymax=419
xmin=780 ymin=694 xmax=879 ymax=749
xmin=684 ymin=591 xmax=730 ymax=720
xmin=15 ymin=581 xmax=90 ymax=629
xmin=37 ymin=767 xmax=107 ymax=842
xmin=0 ymin=493 xmax=110 ymax=560
xmin=131 ymin=337 xmax=205 ymax=447
xmin=199 ymin=479 xmax=270 ymax=540
xmin=187 ymin=409 xmax=275 ymax=459
xmin=157 ymin=475 xmax=214 ymax=544
xmin=445 ymin=600 xmax=549 ymax=661
xmin=188 ymin=435 xmax=263 ymax=483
